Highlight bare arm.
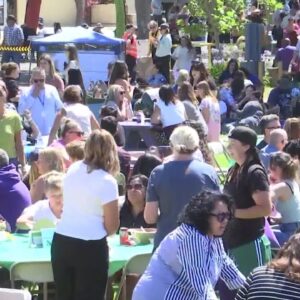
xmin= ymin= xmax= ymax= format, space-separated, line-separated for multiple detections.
xmin=103 ymin=200 xmax=119 ymax=236
xmin=235 ymin=190 xmax=272 ymax=219
xmin=15 ymin=131 xmax=25 ymax=168
xmin=16 ymin=211 xmax=34 ymax=230
xmin=48 ymin=110 xmax=65 ymax=146
xmin=201 ymin=106 xmax=210 ymax=125
xmin=90 ymin=114 xmax=100 ymax=130
xmin=270 ymin=182 xmax=292 ymax=202
xmin=151 ymin=105 xmax=161 ymax=125
xmin=144 ymin=201 xmax=159 ymax=224
xmin=28 ymin=119 xmax=40 ymax=139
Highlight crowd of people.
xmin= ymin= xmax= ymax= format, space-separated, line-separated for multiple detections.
xmin=3 ymin=1 xmax=300 ymax=300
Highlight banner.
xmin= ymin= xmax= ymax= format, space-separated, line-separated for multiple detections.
xmin=24 ymin=0 xmax=42 ymax=30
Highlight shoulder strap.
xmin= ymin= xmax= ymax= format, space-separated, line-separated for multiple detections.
xmin=284 ymin=181 xmax=294 ymax=195
xmin=247 ymin=164 xmax=267 ymax=180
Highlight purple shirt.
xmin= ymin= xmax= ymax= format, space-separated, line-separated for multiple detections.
xmin=0 ymin=164 xmax=31 ymax=231
xmin=275 ymin=45 xmax=296 ymax=71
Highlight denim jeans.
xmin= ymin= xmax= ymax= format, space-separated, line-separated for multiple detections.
xmin=273 ymin=222 xmax=300 ymax=246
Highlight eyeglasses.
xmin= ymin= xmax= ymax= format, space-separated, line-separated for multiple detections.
xmin=209 ymin=212 xmax=232 ymax=223
xmin=126 ymin=183 xmax=144 ymax=190
xmin=33 ymin=79 xmax=45 ymax=83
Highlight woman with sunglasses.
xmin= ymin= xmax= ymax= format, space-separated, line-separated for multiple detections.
xmin=120 ymin=175 xmax=156 ymax=229
xmin=105 ymin=84 xmax=133 ymax=121
xmin=269 ymin=152 xmax=300 ymax=246
xmin=133 ymin=190 xmax=245 ymax=300
xmin=48 ymin=85 xmax=100 ymax=145
xmin=219 ymin=126 xmax=272 ymax=300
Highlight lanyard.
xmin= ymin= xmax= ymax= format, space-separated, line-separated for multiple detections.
xmin=37 ymin=93 xmax=45 ymax=107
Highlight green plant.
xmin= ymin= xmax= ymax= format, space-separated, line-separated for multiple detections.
xmin=262 ymin=71 xmax=272 ymax=87
xmin=209 ymin=62 xmax=226 ymax=82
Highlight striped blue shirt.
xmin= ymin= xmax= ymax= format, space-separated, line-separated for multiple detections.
xmin=133 ymin=224 xmax=245 ymax=300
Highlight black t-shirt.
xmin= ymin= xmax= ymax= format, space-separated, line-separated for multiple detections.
xmin=223 ymin=163 xmax=269 ymax=249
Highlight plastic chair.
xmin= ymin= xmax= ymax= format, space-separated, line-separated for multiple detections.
xmin=10 ymin=261 xmax=54 ymax=300
xmin=208 ymin=142 xmax=233 ymax=183
xmin=114 ymin=253 xmax=152 ymax=300
xmin=0 ymin=288 xmax=31 ymax=300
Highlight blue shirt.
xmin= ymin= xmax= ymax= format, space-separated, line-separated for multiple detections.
xmin=146 ymin=159 xmax=219 ymax=248
xmin=133 ymin=224 xmax=245 ymax=300
xmin=259 ymin=144 xmax=279 ymax=170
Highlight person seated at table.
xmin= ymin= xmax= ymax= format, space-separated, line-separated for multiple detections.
xmin=236 ymin=232 xmax=300 ymax=300
xmin=100 ymin=116 xmax=131 ymax=179
xmin=151 ymin=85 xmax=187 ymax=139
xmin=190 ymin=62 xmax=216 ymax=91
xmin=2 ymin=62 xmax=20 ymax=107
xmin=105 ymin=84 xmax=134 ymax=121
xmin=48 ymin=85 xmax=100 ymax=145
xmin=100 ymin=105 xmax=125 ymax=147
xmin=0 ymin=149 xmax=31 ymax=232
xmin=218 ymin=58 xmax=239 ymax=84
xmin=23 ymin=149 xmax=40 ymax=190
xmin=133 ymin=190 xmax=245 ymax=300
xmin=16 ymin=171 xmax=64 ymax=230
xmin=65 ymin=140 xmax=85 ymax=164
xmin=132 ymin=152 xmax=162 ymax=178
xmin=30 ymin=147 xmax=65 ymax=203
xmin=268 ymin=152 xmax=300 ymax=246
xmin=37 ymin=53 xmax=64 ymax=97
xmin=147 ymin=64 xmax=167 ymax=88
xmin=109 ymin=60 xmax=132 ymax=101
xmin=120 ymin=174 xmax=156 ymax=229
xmin=239 ymin=66 xmax=262 ymax=90
xmin=173 ymin=69 xmax=189 ymax=94
xmin=50 ymin=118 xmax=84 ymax=149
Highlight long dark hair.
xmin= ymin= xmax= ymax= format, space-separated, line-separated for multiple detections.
xmin=109 ymin=61 xmax=129 ymax=84
xmin=181 ymin=35 xmax=193 ymax=52
xmin=189 ymin=62 xmax=209 ymax=86
xmin=225 ymin=58 xmax=239 ymax=74
xmin=231 ymin=70 xmax=245 ymax=99
xmin=159 ymin=85 xmax=176 ymax=105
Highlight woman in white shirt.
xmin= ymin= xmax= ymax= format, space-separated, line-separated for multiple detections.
xmin=151 ymin=85 xmax=186 ymax=138
xmin=48 ymin=85 xmax=100 ymax=145
xmin=172 ymin=36 xmax=195 ymax=80
xmin=155 ymin=23 xmax=172 ymax=83
xmin=198 ymin=81 xmax=221 ymax=142
xmin=51 ymin=129 xmax=120 ymax=300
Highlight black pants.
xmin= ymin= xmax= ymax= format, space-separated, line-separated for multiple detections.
xmin=125 ymin=54 xmax=137 ymax=84
xmin=155 ymin=55 xmax=171 ymax=83
xmin=51 ymin=233 xmax=108 ymax=300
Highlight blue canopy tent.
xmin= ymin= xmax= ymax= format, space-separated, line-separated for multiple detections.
xmin=31 ymin=27 xmax=125 ymax=55
xmin=30 ymin=27 xmax=125 ymax=92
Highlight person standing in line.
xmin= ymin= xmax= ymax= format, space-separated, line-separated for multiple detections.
xmin=155 ymin=23 xmax=172 ymax=83
xmin=1 ymin=15 xmax=24 ymax=64
xmin=123 ymin=24 xmax=138 ymax=85
xmin=51 ymin=129 xmax=120 ymax=300
xmin=219 ymin=126 xmax=272 ymax=300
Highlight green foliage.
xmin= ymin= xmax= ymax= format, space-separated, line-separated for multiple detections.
xmin=209 ymin=62 xmax=226 ymax=82
xmin=262 ymin=71 xmax=272 ymax=87
xmin=114 ymin=0 xmax=126 ymax=38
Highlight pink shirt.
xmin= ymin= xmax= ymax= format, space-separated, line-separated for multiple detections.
xmin=199 ymin=97 xmax=221 ymax=142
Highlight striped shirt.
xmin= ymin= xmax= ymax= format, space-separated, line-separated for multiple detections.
xmin=235 ymin=266 xmax=300 ymax=300
xmin=133 ymin=224 xmax=245 ymax=300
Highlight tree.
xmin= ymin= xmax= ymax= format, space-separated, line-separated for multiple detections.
xmin=179 ymin=0 xmax=282 ymax=47
xmin=135 ymin=0 xmax=151 ymax=39
xmin=74 ymin=0 xmax=86 ymax=25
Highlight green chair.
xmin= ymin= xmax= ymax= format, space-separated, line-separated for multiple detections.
xmin=10 ymin=261 xmax=54 ymax=300
xmin=208 ymin=142 xmax=233 ymax=184
xmin=114 ymin=253 xmax=152 ymax=300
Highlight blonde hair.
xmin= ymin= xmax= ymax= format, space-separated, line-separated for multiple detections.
xmin=170 ymin=125 xmax=199 ymax=154
xmin=178 ymin=81 xmax=198 ymax=105
xmin=106 ymin=84 xmax=122 ymax=104
xmin=284 ymin=118 xmax=300 ymax=140
xmin=197 ymin=81 xmax=217 ymax=102
xmin=29 ymin=163 xmax=40 ymax=186
xmin=175 ymin=69 xmax=190 ymax=86
xmin=66 ymin=140 xmax=85 ymax=162
xmin=38 ymin=54 xmax=56 ymax=79
xmin=39 ymin=147 xmax=65 ymax=173
xmin=44 ymin=171 xmax=64 ymax=193
xmin=84 ymin=129 xmax=120 ymax=175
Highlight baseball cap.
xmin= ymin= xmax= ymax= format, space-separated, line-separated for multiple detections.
xmin=228 ymin=126 xmax=257 ymax=148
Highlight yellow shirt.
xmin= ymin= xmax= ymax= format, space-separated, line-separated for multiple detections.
xmin=0 ymin=110 xmax=22 ymax=158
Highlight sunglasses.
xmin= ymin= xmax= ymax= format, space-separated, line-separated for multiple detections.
xmin=33 ymin=79 xmax=45 ymax=83
xmin=126 ymin=183 xmax=144 ymax=190
xmin=209 ymin=212 xmax=232 ymax=223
